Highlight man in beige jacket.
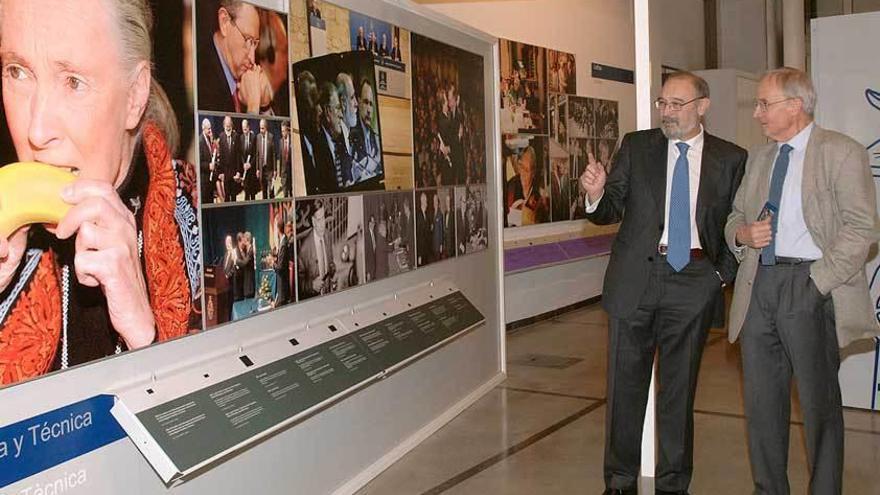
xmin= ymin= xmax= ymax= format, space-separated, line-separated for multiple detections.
xmin=726 ymin=67 xmax=880 ymax=494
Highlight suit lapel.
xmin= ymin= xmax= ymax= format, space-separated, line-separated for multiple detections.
xmin=647 ymin=130 xmax=668 ymax=214
xmin=696 ymin=135 xmax=721 ymax=220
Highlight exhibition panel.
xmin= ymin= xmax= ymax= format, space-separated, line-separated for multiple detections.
xmin=0 ymin=0 xmax=503 ymax=493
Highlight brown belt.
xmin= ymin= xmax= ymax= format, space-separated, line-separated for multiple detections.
xmin=658 ymin=245 xmax=704 ymax=259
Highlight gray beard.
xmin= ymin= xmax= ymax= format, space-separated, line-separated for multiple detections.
xmin=661 ymin=122 xmax=687 ymax=141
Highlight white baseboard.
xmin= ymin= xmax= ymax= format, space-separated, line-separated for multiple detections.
xmin=332 ymin=372 xmax=507 ymax=495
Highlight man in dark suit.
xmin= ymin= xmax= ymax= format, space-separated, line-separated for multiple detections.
xmin=314 ymin=82 xmax=352 ymax=193
xmin=297 ymin=201 xmax=336 ymax=300
xmin=279 ymin=121 xmax=292 ymax=197
xmin=240 ymin=232 xmax=255 ymax=299
xmin=238 ymin=119 xmax=257 ymax=200
xmin=438 ymin=85 xmax=464 ymax=184
xmin=274 ymin=219 xmax=292 ymax=306
xmin=432 ymin=194 xmax=444 ymax=260
xmin=416 ymin=192 xmax=432 ymax=266
xmin=350 ymin=79 xmax=383 ymax=182
xmin=457 ymin=190 xmax=468 ymax=255
xmin=581 ymin=72 xmax=747 ymax=495
xmin=199 ymin=118 xmax=216 ymax=204
xmin=197 ymin=1 xmax=264 ymax=114
xmin=375 ymin=220 xmax=391 ymax=279
xmin=364 ymin=214 xmax=378 ymax=282
xmin=402 ymin=199 xmax=415 ymax=269
xmin=256 ymin=119 xmax=276 ymax=199
xmin=218 ymin=116 xmax=240 ymax=202
xmin=356 ymin=26 xmax=367 ymax=51
xmin=443 ymin=193 xmax=455 ymax=259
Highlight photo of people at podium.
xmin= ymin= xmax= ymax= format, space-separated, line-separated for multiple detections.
xmin=195 ymin=0 xmax=290 ymax=116
xmin=411 ymin=33 xmax=486 ymax=188
xmin=500 ymin=39 xmax=548 ymax=135
xmin=202 ymin=202 xmax=291 ymax=329
xmin=198 ymin=114 xmax=292 ymax=203
xmin=362 ymin=192 xmax=416 ymax=282
xmin=296 ymin=196 xmax=365 ymax=301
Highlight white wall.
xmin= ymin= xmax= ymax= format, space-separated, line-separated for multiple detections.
xmin=717 ymin=0 xmax=768 ymax=74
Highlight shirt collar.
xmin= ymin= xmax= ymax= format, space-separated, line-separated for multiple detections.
xmin=782 ymin=122 xmax=813 ymax=152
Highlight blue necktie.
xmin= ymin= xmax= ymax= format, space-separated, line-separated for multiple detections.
xmin=761 ymin=143 xmax=794 ymax=266
xmin=667 ymin=142 xmax=691 ymax=272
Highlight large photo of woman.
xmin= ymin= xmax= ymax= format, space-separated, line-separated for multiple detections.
xmin=0 ymin=0 xmax=202 ymax=387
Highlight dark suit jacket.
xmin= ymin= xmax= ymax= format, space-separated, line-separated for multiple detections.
xmin=238 ymin=131 xmax=258 ymax=194
xmin=240 ymin=246 xmax=255 ymax=299
xmin=365 ymin=226 xmax=377 ymax=282
xmin=444 ymin=211 xmax=455 ymax=258
xmin=197 ymin=41 xmax=237 ymax=113
xmin=199 ymin=134 xmax=214 ymax=198
xmin=416 ymin=209 xmax=431 ymax=265
xmin=274 ymin=234 xmax=291 ymax=305
xmin=256 ymin=131 xmax=276 ymax=178
xmin=375 ymin=231 xmax=391 ymax=279
xmin=586 ymin=128 xmax=747 ymax=326
xmin=218 ymin=131 xmax=240 ymax=194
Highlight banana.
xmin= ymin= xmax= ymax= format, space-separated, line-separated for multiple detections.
xmin=0 ymin=162 xmax=77 ymax=238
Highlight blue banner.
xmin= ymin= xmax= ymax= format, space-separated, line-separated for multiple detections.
xmin=0 ymin=395 xmax=125 ymax=488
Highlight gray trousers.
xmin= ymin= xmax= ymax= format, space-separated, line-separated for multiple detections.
xmin=741 ymin=262 xmax=843 ymax=495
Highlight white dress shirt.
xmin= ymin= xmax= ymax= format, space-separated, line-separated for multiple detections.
xmin=773 ymin=123 xmax=823 ymax=259
xmin=586 ymin=126 xmax=705 ymax=249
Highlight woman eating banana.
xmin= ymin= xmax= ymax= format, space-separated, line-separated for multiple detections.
xmin=0 ymin=0 xmax=201 ymax=386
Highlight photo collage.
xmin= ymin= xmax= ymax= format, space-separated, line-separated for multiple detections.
xmin=0 ymin=0 xmax=490 ymax=388
xmin=500 ymin=40 xmax=620 ymax=227
xmin=202 ymin=0 xmax=491 ymax=330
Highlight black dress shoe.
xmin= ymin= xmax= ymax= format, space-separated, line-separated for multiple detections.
xmin=603 ymin=489 xmax=637 ymax=495
xmin=656 ymin=490 xmax=689 ymax=495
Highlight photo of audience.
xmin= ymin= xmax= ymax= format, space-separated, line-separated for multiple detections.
xmin=296 ymin=196 xmax=365 ymax=301
xmin=362 ymin=192 xmax=416 ymax=282
xmin=197 ymin=114 xmax=291 ymax=203
xmin=503 ymin=135 xmax=551 ymax=227
xmin=293 ymin=51 xmax=385 ymax=195
xmin=548 ymin=49 xmax=577 ymax=95
xmin=411 ymin=33 xmax=486 ymax=189
xmin=196 ymin=0 xmax=290 ymax=116
xmin=454 ymin=185 xmax=489 ymax=255
xmin=500 ymin=39 xmax=548 ymax=135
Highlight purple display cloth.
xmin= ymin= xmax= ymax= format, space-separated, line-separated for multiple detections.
xmin=504 ymin=233 xmax=615 ymax=274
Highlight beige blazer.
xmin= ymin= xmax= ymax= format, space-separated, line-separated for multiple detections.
xmin=725 ymin=125 xmax=880 ymax=347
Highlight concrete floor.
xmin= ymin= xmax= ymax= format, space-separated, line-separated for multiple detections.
xmin=356 ymin=303 xmax=880 ymax=494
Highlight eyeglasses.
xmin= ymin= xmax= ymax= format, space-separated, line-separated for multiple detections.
xmin=230 ymin=17 xmax=260 ymax=50
xmin=753 ymin=97 xmax=794 ymax=113
xmin=654 ymin=97 xmax=704 ymax=112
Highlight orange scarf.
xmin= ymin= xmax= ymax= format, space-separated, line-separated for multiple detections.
xmin=0 ymin=122 xmax=194 ymax=385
